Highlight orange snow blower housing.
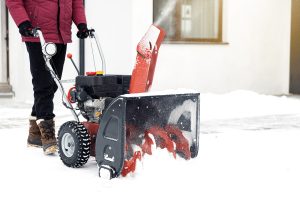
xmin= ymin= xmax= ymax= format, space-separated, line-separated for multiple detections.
xmin=129 ymin=25 xmax=165 ymax=94
xmin=48 ymin=25 xmax=200 ymax=179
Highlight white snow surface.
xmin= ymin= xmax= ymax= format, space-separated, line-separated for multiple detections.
xmin=1 ymin=90 xmax=300 ymax=200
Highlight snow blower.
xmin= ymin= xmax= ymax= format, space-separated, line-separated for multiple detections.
xmin=33 ymin=25 xmax=200 ymax=179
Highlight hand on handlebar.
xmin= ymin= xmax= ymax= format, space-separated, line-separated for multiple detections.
xmin=76 ymin=23 xmax=89 ymax=39
xmin=18 ymin=21 xmax=34 ymax=37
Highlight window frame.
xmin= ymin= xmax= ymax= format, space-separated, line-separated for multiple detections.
xmin=153 ymin=0 xmax=223 ymax=44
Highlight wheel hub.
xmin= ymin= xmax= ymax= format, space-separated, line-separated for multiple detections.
xmin=61 ymin=132 xmax=75 ymax=157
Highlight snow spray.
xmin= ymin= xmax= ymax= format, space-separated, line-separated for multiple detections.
xmin=154 ymin=0 xmax=177 ymax=26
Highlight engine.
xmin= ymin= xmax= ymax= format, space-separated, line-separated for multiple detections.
xmin=71 ymin=75 xmax=131 ymax=123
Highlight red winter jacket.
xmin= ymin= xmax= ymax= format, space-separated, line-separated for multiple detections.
xmin=6 ymin=0 xmax=87 ymax=44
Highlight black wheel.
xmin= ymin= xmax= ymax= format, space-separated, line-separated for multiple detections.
xmin=58 ymin=121 xmax=91 ymax=168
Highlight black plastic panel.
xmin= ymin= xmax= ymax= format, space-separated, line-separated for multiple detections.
xmin=75 ymin=75 xmax=131 ymax=98
xmin=95 ymin=98 xmax=126 ymax=178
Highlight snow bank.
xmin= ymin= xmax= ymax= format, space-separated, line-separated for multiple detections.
xmin=201 ymin=90 xmax=300 ymax=121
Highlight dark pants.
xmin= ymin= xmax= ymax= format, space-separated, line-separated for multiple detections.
xmin=25 ymin=42 xmax=67 ymax=120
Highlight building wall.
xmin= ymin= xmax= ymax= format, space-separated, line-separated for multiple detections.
xmin=149 ymin=0 xmax=292 ymax=94
xmin=8 ymin=19 xmax=31 ymax=100
xmin=8 ymin=0 xmax=292 ymax=103
xmin=0 ymin=2 xmax=7 ymax=83
xmin=84 ymin=0 xmax=134 ymax=74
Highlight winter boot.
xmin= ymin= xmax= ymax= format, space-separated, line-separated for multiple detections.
xmin=27 ymin=116 xmax=42 ymax=147
xmin=37 ymin=119 xmax=57 ymax=155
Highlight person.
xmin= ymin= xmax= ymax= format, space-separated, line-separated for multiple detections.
xmin=6 ymin=0 xmax=89 ymax=155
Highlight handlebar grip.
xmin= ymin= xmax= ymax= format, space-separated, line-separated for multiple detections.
xmin=88 ymin=29 xmax=95 ymax=37
xmin=31 ymin=27 xmax=41 ymax=37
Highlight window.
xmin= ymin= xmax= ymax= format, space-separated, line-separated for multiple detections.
xmin=153 ymin=0 xmax=223 ymax=43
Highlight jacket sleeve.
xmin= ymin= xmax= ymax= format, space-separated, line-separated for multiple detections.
xmin=72 ymin=0 xmax=87 ymax=26
xmin=5 ymin=0 xmax=30 ymax=26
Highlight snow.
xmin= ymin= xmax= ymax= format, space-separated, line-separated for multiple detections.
xmin=1 ymin=90 xmax=300 ymax=200
xmin=168 ymin=98 xmax=198 ymax=146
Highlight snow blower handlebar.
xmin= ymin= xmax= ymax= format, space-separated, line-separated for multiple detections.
xmin=87 ymin=28 xmax=106 ymax=75
xmin=32 ymin=28 xmax=80 ymax=122
xmin=65 ymin=28 xmax=106 ymax=75
xmin=32 ymin=28 xmax=57 ymax=59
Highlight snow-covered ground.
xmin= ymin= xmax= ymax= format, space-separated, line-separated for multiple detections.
xmin=1 ymin=90 xmax=300 ymax=200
